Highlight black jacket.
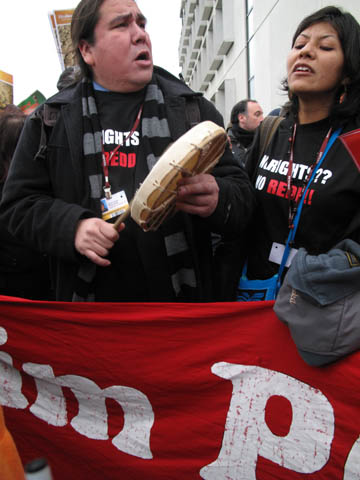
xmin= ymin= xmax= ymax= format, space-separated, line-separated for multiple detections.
xmin=0 ymin=67 xmax=255 ymax=301
xmin=0 ymin=183 xmax=52 ymax=300
xmin=227 ymin=124 xmax=255 ymax=167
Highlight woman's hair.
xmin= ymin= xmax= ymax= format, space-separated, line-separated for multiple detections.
xmin=0 ymin=108 xmax=26 ymax=183
xmin=282 ymin=6 xmax=360 ymax=125
xmin=71 ymin=0 xmax=106 ymax=79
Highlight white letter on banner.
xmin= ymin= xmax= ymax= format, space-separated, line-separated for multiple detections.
xmin=200 ymin=363 xmax=334 ymax=480
xmin=105 ymin=385 xmax=154 ymax=459
xmin=22 ymin=364 xmax=154 ymax=459
xmin=22 ymin=363 xmax=67 ymax=426
xmin=344 ymin=437 xmax=360 ymax=479
xmin=0 ymin=327 xmax=28 ymax=409
xmin=57 ymin=375 xmax=108 ymax=440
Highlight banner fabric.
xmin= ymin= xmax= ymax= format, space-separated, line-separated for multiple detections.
xmin=0 ymin=296 xmax=359 ymax=479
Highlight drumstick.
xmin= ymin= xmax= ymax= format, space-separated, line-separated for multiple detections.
xmin=113 ymin=202 xmax=132 ymax=230
xmin=113 ymin=168 xmax=189 ymax=231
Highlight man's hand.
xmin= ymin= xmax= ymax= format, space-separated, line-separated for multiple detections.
xmin=176 ymin=173 xmax=219 ymax=217
xmin=75 ymin=218 xmax=124 ymax=266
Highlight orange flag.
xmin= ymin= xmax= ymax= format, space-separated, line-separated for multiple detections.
xmin=0 ymin=407 xmax=25 ymax=480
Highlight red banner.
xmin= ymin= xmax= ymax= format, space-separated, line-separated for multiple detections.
xmin=0 ymin=296 xmax=359 ymax=479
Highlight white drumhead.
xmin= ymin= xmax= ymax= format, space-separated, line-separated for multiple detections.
xmin=131 ymin=120 xmax=227 ymax=231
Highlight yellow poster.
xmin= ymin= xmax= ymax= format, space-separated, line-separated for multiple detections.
xmin=0 ymin=70 xmax=13 ymax=109
xmin=49 ymin=9 xmax=76 ymax=70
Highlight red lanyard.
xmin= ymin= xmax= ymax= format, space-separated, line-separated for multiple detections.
xmin=287 ymin=124 xmax=332 ymax=228
xmin=101 ymin=103 xmax=143 ymax=199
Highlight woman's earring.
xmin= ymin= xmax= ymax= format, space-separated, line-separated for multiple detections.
xmin=339 ymin=84 xmax=347 ymax=104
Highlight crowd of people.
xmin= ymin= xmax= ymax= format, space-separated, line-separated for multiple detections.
xmin=0 ymin=0 xmax=359 ymax=312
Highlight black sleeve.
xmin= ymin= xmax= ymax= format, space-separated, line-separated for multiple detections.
xmin=0 ymin=110 xmax=92 ymax=262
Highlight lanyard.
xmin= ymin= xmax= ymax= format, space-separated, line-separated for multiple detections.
xmin=287 ymin=124 xmax=332 ymax=228
xmin=102 ymin=103 xmax=143 ymax=199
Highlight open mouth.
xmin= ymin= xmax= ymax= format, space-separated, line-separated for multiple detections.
xmin=294 ymin=64 xmax=313 ymax=73
xmin=135 ymin=51 xmax=150 ymax=61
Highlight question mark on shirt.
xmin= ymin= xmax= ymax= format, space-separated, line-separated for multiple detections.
xmin=314 ymin=168 xmax=333 ymax=184
xmin=321 ymin=170 xmax=333 ymax=184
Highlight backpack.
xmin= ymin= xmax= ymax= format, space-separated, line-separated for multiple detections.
xmin=247 ymin=115 xmax=284 ymax=183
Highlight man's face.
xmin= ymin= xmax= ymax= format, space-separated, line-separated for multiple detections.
xmin=79 ymin=0 xmax=153 ymax=92
xmin=238 ymin=102 xmax=264 ymax=131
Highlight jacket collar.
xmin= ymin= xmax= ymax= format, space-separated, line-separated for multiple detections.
xmin=46 ymin=65 xmax=202 ymax=108
xmin=153 ymin=65 xmax=202 ymax=99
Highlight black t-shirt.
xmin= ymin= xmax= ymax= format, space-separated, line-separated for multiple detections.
xmin=93 ymin=89 xmax=174 ymax=301
xmin=97 ymin=89 xmax=143 ymax=201
xmin=245 ymin=115 xmax=360 ymax=280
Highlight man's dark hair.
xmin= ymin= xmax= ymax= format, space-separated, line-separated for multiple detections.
xmin=0 ymin=109 xmax=26 ymax=182
xmin=230 ymin=99 xmax=258 ymax=125
xmin=282 ymin=6 xmax=360 ymax=126
xmin=71 ymin=0 xmax=106 ymax=79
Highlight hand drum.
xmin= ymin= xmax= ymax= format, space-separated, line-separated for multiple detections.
xmin=114 ymin=120 xmax=227 ymax=232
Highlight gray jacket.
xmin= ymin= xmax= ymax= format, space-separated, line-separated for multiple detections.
xmin=274 ymin=239 xmax=360 ymax=366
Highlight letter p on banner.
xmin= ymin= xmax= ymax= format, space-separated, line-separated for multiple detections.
xmin=200 ymin=363 xmax=335 ymax=480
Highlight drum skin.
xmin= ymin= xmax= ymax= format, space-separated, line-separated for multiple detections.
xmin=131 ymin=120 xmax=227 ymax=231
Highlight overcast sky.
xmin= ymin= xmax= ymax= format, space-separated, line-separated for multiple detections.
xmin=0 ymin=0 xmax=182 ymax=105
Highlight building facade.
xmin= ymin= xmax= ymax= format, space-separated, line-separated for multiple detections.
xmin=179 ymin=0 xmax=360 ymax=124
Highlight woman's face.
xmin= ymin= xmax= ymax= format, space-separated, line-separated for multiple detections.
xmin=287 ymin=22 xmax=345 ymax=102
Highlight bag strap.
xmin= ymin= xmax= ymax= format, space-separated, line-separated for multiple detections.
xmin=34 ymin=104 xmax=60 ymax=161
xmin=258 ymin=115 xmax=284 ymax=161
xmin=241 ymin=116 xmax=284 ymax=277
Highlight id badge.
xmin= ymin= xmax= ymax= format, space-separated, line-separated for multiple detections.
xmin=101 ymin=190 xmax=129 ymax=221
xmin=269 ymin=242 xmax=298 ymax=268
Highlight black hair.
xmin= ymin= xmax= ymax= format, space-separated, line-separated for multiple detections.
xmin=71 ymin=0 xmax=106 ymax=78
xmin=0 ymin=108 xmax=26 ymax=182
xmin=282 ymin=6 xmax=360 ymax=126
xmin=230 ymin=99 xmax=258 ymax=125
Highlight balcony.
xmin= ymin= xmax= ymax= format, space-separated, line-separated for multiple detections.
xmin=199 ymin=0 xmax=214 ymax=20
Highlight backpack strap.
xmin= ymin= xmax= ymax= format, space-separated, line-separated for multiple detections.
xmin=34 ymin=104 xmax=60 ymax=161
xmin=42 ymin=104 xmax=61 ymax=128
xmin=258 ymin=115 xmax=284 ymax=161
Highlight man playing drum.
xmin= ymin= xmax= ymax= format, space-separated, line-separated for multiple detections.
xmin=0 ymin=0 xmax=255 ymax=302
